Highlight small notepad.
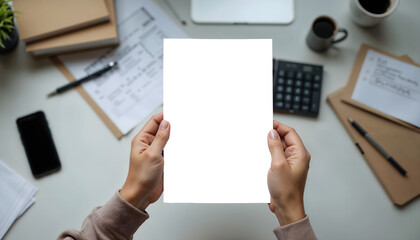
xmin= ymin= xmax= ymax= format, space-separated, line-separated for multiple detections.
xmin=163 ymin=39 xmax=272 ymax=203
xmin=352 ymin=49 xmax=420 ymax=128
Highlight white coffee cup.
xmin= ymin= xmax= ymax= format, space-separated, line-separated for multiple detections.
xmin=350 ymin=0 xmax=399 ymax=27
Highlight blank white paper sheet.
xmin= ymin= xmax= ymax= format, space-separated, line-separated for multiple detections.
xmin=163 ymin=39 xmax=272 ymax=203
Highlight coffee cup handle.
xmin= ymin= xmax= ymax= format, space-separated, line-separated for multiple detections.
xmin=332 ymin=28 xmax=348 ymax=44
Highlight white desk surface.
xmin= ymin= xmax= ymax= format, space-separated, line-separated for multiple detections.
xmin=1 ymin=0 xmax=420 ymax=239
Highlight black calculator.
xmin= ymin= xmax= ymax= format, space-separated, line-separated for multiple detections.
xmin=273 ymin=59 xmax=323 ymax=117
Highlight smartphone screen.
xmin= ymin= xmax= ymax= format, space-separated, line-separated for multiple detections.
xmin=16 ymin=111 xmax=61 ymax=178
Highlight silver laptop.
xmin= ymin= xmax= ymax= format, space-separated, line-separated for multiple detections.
xmin=191 ymin=0 xmax=294 ymax=24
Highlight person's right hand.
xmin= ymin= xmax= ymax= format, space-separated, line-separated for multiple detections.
xmin=267 ymin=121 xmax=311 ymax=226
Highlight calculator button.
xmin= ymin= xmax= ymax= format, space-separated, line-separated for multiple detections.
xmin=275 ymin=101 xmax=284 ymax=108
xmin=303 ymin=89 xmax=311 ymax=97
xmin=294 ymin=88 xmax=302 ymax=95
xmin=284 ymin=102 xmax=291 ymax=109
xmin=276 ymin=93 xmax=283 ymax=100
xmin=292 ymin=104 xmax=300 ymax=111
xmin=311 ymin=91 xmax=320 ymax=112
xmin=286 ymin=79 xmax=294 ymax=86
xmin=285 ymin=94 xmax=292 ymax=102
xmin=296 ymin=72 xmax=303 ymax=80
xmin=279 ymin=70 xmax=285 ymax=77
xmin=301 ymin=105 xmax=310 ymax=112
xmin=295 ymin=80 xmax=302 ymax=87
xmin=293 ymin=96 xmax=301 ymax=103
xmin=305 ymin=73 xmax=312 ymax=81
xmin=302 ymin=97 xmax=310 ymax=105
xmin=287 ymin=71 xmax=294 ymax=78
xmin=277 ymin=85 xmax=284 ymax=92
xmin=314 ymin=75 xmax=321 ymax=82
xmin=278 ymin=78 xmax=285 ymax=85
xmin=285 ymin=87 xmax=293 ymax=94
xmin=304 ymin=81 xmax=312 ymax=88
xmin=313 ymin=83 xmax=320 ymax=90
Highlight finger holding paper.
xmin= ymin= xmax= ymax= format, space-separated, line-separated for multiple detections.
xmin=267 ymin=121 xmax=311 ymax=226
xmin=120 ymin=113 xmax=170 ymax=211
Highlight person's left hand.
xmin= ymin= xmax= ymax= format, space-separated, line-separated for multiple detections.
xmin=120 ymin=113 xmax=170 ymax=211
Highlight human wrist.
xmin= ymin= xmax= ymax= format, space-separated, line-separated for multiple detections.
xmin=120 ymin=184 xmax=150 ymax=212
xmin=273 ymin=200 xmax=306 ymax=226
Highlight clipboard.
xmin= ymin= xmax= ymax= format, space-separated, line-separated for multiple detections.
xmin=51 ymin=57 xmax=124 ymax=139
xmin=328 ymin=87 xmax=420 ymax=206
xmin=340 ymin=44 xmax=420 ymax=133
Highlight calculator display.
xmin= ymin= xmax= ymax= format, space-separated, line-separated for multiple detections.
xmin=303 ymin=65 xmax=313 ymax=72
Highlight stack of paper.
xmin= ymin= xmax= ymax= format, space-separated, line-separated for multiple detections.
xmin=0 ymin=160 xmax=37 ymax=239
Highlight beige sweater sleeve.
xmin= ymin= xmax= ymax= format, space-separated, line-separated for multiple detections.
xmin=57 ymin=192 xmax=149 ymax=240
xmin=58 ymin=191 xmax=316 ymax=240
xmin=273 ymin=216 xmax=317 ymax=240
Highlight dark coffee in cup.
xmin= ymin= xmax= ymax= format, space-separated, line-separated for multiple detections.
xmin=358 ymin=0 xmax=390 ymax=14
xmin=313 ymin=18 xmax=335 ymax=38
xmin=350 ymin=0 xmax=399 ymax=27
xmin=306 ymin=16 xmax=348 ymax=52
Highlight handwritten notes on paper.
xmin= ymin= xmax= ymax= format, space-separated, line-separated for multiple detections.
xmin=352 ymin=49 xmax=420 ymax=128
xmin=59 ymin=0 xmax=187 ymax=135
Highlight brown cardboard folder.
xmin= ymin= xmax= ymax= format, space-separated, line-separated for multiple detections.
xmin=340 ymin=44 xmax=420 ymax=133
xmin=51 ymin=57 xmax=123 ymax=139
xmin=328 ymin=87 xmax=420 ymax=206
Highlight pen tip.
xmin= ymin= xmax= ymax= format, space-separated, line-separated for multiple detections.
xmin=47 ymin=91 xmax=57 ymax=98
xmin=347 ymin=117 xmax=353 ymax=122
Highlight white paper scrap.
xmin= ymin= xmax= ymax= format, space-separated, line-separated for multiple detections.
xmin=352 ymin=49 xmax=420 ymax=127
xmin=163 ymin=39 xmax=272 ymax=203
xmin=0 ymin=160 xmax=37 ymax=239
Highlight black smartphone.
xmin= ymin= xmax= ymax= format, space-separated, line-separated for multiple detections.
xmin=16 ymin=111 xmax=61 ymax=178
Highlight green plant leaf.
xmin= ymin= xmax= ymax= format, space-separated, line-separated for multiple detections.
xmin=0 ymin=0 xmax=16 ymax=46
xmin=0 ymin=29 xmax=10 ymax=40
xmin=4 ymin=17 xmax=12 ymax=23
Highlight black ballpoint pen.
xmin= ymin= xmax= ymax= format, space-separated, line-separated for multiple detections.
xmin=347 ymin=117 xmax=407 ymax=177
xmin=47 ymin=61 xmax=117 ymax=98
